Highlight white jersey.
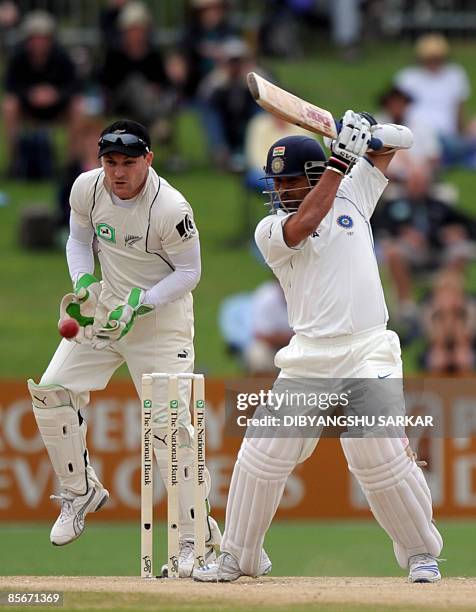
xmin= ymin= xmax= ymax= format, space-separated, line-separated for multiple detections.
xmin=255 ymin=158 xmax=389 ymax=338
xmin=70 ymin=167 xmax=199 ymax=302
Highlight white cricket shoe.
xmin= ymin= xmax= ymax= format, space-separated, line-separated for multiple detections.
xmin=161 ymin=517 xmax=223 ymax=578
xmin=408 ymin=554 xmax=441 ymax=583
xmin=50 ymin=485 xmax=109 ymax=546
xmin=193 ymin=550 xmax=272 ymax=582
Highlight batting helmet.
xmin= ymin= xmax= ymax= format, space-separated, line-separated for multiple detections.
xmin=263 ymin=136 xmax=327 ymax=212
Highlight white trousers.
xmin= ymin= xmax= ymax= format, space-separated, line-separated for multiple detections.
xmin=221 ymin=326 xmax=442 ymax=574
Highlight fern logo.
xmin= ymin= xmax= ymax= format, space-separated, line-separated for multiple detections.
xmin=96 ymin=223 xmax=116 ymax=243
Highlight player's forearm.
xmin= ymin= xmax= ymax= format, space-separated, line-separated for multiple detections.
xmin=284 ymin=170 xmax=342 ymax=247
xmin=144 ymin=268 xmax=200 ymax=307
xmin=143 ymin=242 xmax=201 ymax=307
xmin=66 ymin=236 xmax=95 ymax=284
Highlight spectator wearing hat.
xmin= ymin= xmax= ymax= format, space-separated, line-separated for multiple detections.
xmin=2 ymin=10 xmax=84 ymax=176
xmin=377 ymin=85 xmax=442 ymax=185
xmin=394 ymin=34 xmax=476 ymax=167
xmin=98 ymin=2 xmax=175 ymax=140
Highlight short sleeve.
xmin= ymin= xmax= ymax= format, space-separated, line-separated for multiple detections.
xmin=337 ymin=158 xmax=389 ymax=219
xmin=69 ymin=172 xmax=95 ymax=229
xmin=159 ymin=200 xmax=200 ymax=257
xmin=255 ymin=213 xmax=304 ymax=269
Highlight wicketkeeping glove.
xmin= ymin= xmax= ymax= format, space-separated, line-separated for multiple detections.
xmin=324 ymin=110 xmax=372 ymax=175
xmin=92 ymin=288 xmax=154 ymax=350
xmin=59 ymin=273 xmax=101 ymax=343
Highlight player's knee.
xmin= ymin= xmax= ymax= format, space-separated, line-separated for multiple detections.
xmin=238 ymin=437 xmax=297 ymax=480
xmin=27 ymin=378 xmax=73 ymax=410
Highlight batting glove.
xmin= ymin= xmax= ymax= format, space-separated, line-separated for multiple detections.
xmin=324 ymin=110 xmax=372 ymax=175
xmin=59 ymin=273 xmax=101 ymax=343
xmin=92 ymin=288 xmax=154 ymax=350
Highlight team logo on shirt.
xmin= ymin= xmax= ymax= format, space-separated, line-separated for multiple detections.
xmin=124 ymin=234 xmax=143 ymax=247
xmin=337 ymin=215 xmax=354 ymax=229
xmin=96 ymin=223 xmax=116 ymax=243
xmin=176 ymin=214 xmax=196 ymax=242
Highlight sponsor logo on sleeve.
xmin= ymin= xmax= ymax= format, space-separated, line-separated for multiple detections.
xmin=175 ymin=214 xmax=196 ymax=242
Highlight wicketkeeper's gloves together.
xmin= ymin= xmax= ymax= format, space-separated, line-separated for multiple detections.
xmin=92 ymin=287 xmax=154 ymax=350
xmin=59 ymin=273 xmax=101 ymax=343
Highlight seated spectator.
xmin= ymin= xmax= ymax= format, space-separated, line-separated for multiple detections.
xmin=0 ymin=1 xmax=20 ymax=52
xmin=245 ymin=113 xmax=312 ymax=191
xmin=56 ymin=118 xmax=102 ymax=237
xmin=394 ymin=34 xmax=476 ymax=168
xmin=175 ymin=0 xmax=238 ymax=101
xmin=219 ymin=280 xmax=293 ymax=375
xmin=98 ymin=2 xmax=175 ymax=141
xmin=377 ymin=85 xmax=441 ymax=190
xmin=198 ymin=38 xmax=263 ymax=171
xmin=244 ymin=280 xmax=293 ymax=375
xmin=421 ymin=271 xmax=476 ymax=374
xmin=372 ymin=171 xmax=476 ymax=324
xmin=99 ymin=0 xmax=130 ymax=51
xmin=2 ymin=10 xmax=84 ymax=177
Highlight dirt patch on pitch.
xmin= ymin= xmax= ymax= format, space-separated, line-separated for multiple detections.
xmin=1 ymin=576 xmax=475 ymax=610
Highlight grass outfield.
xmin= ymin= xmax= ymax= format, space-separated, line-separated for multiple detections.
xmin=0 ymin=520 xmax=474 ymax=577
xmin=1 ymin=43 xmax=476 ymax=379
xmin=1 ymin=522 xmax=475 ymax=612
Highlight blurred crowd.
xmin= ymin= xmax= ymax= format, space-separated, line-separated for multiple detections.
xmin=1 ymin=1 xmax=475 ymax=375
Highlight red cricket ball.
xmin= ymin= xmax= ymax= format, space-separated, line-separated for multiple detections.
xmin=58 ymin=318 xmax=80 ymax=339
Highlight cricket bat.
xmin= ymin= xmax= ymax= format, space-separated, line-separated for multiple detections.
xmin=247 ymin=72 xmax=382 ymax=150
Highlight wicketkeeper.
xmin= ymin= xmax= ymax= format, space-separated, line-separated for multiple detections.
xmin=27 ymin=119 xmax=221 ymax=577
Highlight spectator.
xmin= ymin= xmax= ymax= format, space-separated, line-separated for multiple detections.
xmin=258 ymin=0 xmax=362 ymax=61
xmin=0 ymin=1 xmax=20 ymax=51
xmin=177 ymin=0 xmax=238 ymax=100
xmin=2 ymin=10 xmax=84 ymax=177
xmin=244 ymin=280 xmax=293 ymax=375
xmin=99 ymin=0 xmax=130 ymax=51
xmin=219 ymin=280 xmax=293 ymax=375
xmin=377 ymin=85 xmax=441 ymax=189
xmin=245 ymin=113 xmax=312 ymax=191
xmin=394 ymin=34 xmax=476 ymax=167
xmin=421 ymin=271 xmax=476 ymax=374
xmin=198 ymin=38 xmax=263 ymax=171
xmin=56 ymin=118 xmax=102 ymax=236
xmin=372 ymin=171 xmax=476 ymax=323
xmin=98 ymin=2 xmax=175 ymax=140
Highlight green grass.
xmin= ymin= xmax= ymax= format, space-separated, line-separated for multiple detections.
xmin=1 ymin=43 xmax=476 ymax=378
xmin=0 ymin=520 xmax=473 ymax=577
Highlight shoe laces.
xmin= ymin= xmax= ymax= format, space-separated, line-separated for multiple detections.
xmin=50 ymin=494 xmax=75 ymax=523
xmin=410 ymin=554 xmax=445 ymax=566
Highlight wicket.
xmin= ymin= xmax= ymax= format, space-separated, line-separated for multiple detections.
xmin=140 ymin=373 xmax=206 ymax=579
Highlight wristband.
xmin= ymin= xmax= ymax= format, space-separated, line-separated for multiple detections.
xmin=327 ymin=155 xmax=350 ymax=175
xmin=325 ymin=165 xmax=346 ymax=177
